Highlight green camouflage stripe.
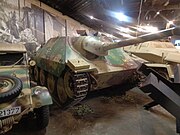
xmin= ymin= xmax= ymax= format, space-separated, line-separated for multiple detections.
xmin=35 ymin=37 xmax=66 ymax=77
xmin=0 ymin=94 xmax=31 ymax=110
xmin=105 ymin=48 xmax=126 ymax=65
xmin=0 ymin=66 xmax=30 ymax=88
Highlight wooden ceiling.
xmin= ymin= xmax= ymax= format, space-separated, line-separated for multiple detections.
xmin=40 ymin=0 xmax=180 ymax=38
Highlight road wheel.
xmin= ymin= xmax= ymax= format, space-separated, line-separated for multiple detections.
xmin=56 ymin=69 xmax=90 ymax=107
xmin=63 ymin=70 xmax=75 ymax=98
xmin=39 ymin=69 xmax=46 ymax=86
xmin=56 ymin=70 xmax=75 ymax=105
xmin=47 ymin=74 xmax=55 ymax=94
xmin=57 ymin=77 xmax=68 ymax=104
xmin=34 ymin=66 xmax=39 ymax=82
xmin=0 ymin=75 xmax=22 ymax=103
xmin=34 ymin=106 xmax=49 ymax=130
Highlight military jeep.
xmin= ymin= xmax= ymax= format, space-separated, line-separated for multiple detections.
xmin=0 ymin=43 xmax=52 ymax=134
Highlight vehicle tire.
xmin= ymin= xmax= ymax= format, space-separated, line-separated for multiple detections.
xmin=34 ymin=106 xmax=49 ymax=130
xmin=39 ymin=69 xmax=46 ymax=86
xmin=47 ymin=74 xmax=55 ymax=94
xmin=57 ymin=77 xmax=68 ymax=104
xmin=0 ymin=75 xmax=22 ymax=103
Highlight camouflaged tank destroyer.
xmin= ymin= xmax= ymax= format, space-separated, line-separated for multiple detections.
xmin=0 ymin=43 xmax=52 ymax=134
xmin=31 ymin=27 xmax=180 ymax=107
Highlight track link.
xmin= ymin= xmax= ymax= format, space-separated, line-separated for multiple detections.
xmin=66 ymin=72 xmax=90 ymax=108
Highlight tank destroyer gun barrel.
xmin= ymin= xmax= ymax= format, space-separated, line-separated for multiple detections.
xmin=83 ymin=27 xmax=180 ymax=56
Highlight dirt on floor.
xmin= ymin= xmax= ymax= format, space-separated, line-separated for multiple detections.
xmin=5 ymin=89 xmax=177 ymax=135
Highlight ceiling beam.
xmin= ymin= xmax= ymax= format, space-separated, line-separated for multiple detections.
xmin=142 ymin=3 xmax=180 ymax=11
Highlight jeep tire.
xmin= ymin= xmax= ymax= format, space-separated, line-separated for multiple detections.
xmin=0 ymin=75 xmax=22 ymax=103
xmin=34 ymin=105 xmax=49 ymax=130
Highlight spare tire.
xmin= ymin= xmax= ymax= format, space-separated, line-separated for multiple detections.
xmin=0 ymin=75 xmax=23 ymax=103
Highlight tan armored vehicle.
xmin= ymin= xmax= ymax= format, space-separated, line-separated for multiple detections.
xmin=0 ymin=43 xmax=52 ymax=134
xmin=31 ymin=27 xmax=180 ymax=107
xmin=124 ymin=39 xmax=180 ymax=80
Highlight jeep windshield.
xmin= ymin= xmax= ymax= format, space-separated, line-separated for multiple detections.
xmin=0 ymin=53 xmax=25 ymax=66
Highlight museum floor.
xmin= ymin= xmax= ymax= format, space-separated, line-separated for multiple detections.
xmin=7 ymin=88 xmax=178 ymax=135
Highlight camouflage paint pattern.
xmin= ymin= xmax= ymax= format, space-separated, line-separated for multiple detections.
xmin=0 ymin=65 xmax=30 ymax=88
xmin=34 ymin=37 xmax=66 ymax=77
xmin=31 ymin=86 xmax=53 ymax=108
xmin=0 ymin=89 xmax=32 ymax=111
xmin=0 ymin=65 xmax=52 ymax=109
xmin=0 ymin=44 xmax=52 ymax=133
xmin=34 ymin=36 xmax=138 ymax=90
xmin=0 ymin=86 xmax=52 ymax=134
xmin=31 ymin=27 xmax=180 ymax=105
xmin=0 ymin=87 xmax=52 ymax=115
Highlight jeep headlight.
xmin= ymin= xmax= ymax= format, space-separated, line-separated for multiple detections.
xmin=29 ymin=60 xmax=36 ymax=66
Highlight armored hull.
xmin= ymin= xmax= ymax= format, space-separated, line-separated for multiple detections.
xmin=31 ymin=27 xmax=180 ymax=107
xmin=124 ymin=40 xmax=180 ymax=80
xmin=32 ymin=36 xmax=137 ymax=106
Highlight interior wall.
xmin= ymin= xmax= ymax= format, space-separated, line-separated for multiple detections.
xmin=0 ymin=0 xmax=95 ymax=54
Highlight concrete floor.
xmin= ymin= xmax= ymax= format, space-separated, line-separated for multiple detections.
xmin=6 ymin=88 xmax=178 ymax=135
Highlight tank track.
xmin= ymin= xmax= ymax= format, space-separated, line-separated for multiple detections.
xmin=65 ymin=72 xmax=90 ymax=108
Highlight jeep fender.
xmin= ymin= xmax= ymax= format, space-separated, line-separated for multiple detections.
xmin=31 ymin=86 xmax=52 ymax=108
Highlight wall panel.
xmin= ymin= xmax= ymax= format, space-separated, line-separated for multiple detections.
xmin=0 ymin=0 xmax=95 ymax=56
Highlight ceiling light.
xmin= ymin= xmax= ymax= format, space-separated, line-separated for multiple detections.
xmin=107 ymin=11 xmax=132 ymax=23
xmin=115 ymin=12 xmax=128 ymax=21
xmin=138 ymin=26 xmax=158 ymax=33
xmin=120 ymin=27 xmax=131 ymax=33
xmin=119 ymin=33 xmax=134 ymax=38
xmin=156 ymin=11 xmax=160 ymax=15
xmin=90 ymin=16 xmax=94 ymax=19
